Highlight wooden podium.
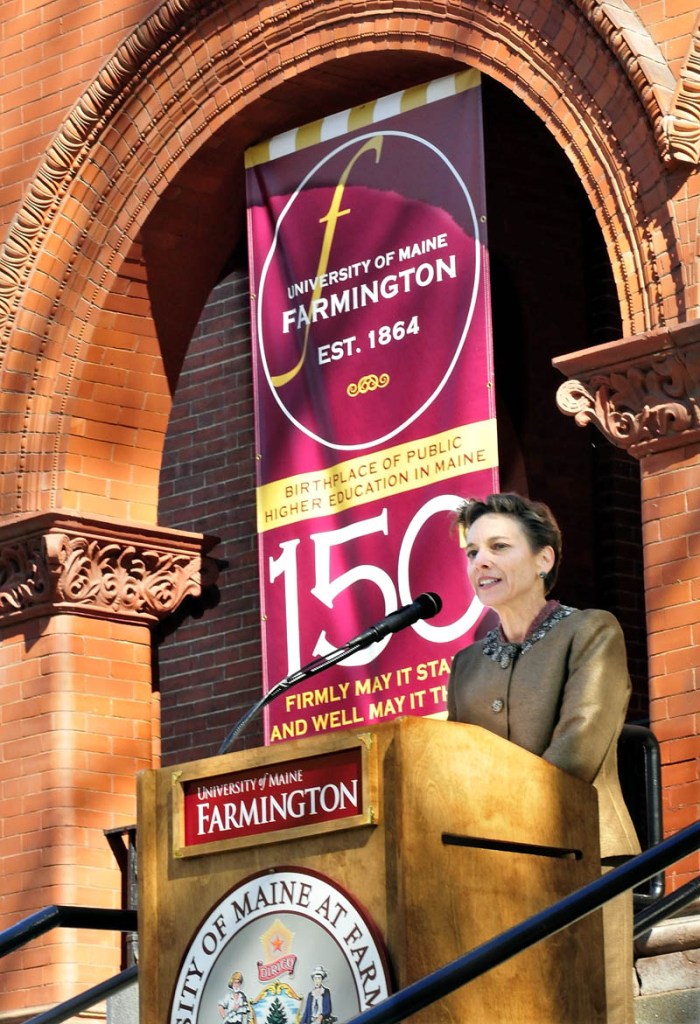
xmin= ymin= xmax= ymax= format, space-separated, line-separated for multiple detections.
xmin=138 ymin=717 xmax=606 ymax=1023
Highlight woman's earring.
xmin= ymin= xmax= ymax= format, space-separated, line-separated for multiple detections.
xmin=538 ymin=570 xmax=547 ymax=579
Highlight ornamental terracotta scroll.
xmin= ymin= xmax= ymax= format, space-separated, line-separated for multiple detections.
xmin=0 ymin=514 xmax=219 ymax=624
xmin=666 ymin=18 xmax=700 ymax=165
xmin=554 ymin=320 xmax=700 ymax=456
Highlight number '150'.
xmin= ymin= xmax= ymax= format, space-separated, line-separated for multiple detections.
xmin=268 ymin=494 xmax=482 ymax=674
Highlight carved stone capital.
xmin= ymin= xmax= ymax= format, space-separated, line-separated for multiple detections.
xmin=0 ymin=514 xmax=219 ymax=625
xmin=554 ymin=319 xmax=700 ymax=457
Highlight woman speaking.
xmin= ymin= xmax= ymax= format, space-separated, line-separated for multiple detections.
xmin=447 ymin=492 xmax=640 ymax=1024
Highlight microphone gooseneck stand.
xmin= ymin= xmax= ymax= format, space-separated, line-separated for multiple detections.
xmin=216 ymin=633 xmax=373 ymax=756
xmin=216 ymin=591 xmax=442 ymax=756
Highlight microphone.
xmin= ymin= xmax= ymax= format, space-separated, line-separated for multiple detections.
xmin=216 ymin=591 xmax=442 ymax=755
xmin=350 ymin=591 xmax=442 ymax=648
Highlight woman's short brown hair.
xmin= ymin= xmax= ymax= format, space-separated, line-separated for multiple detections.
xmin=455 ymin=492 xmax=562 ymax=595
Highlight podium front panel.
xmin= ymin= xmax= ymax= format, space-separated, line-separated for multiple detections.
xmin=138 ymin=717 xmax=606 ymax=1023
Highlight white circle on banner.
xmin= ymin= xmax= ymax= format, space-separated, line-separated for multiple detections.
xmin=255 ymin=130 xmax=482 ymax=451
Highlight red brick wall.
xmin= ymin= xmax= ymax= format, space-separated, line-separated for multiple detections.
xmin=0 ymin=612 xmax=155 ymax=1007
xmin=59 ymin=238 xmax=170 ymax=522
xmin=0 ymin=1 xmax=153 ymax=231
xmin=642 ymin=448 xmax=700 ymax=888
xmin=633 ymin=1 xmax=700 ymax=74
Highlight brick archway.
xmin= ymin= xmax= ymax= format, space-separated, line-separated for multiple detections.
xmin=2 ymin=5 xmax=699 ymax=1014
xmin=0 ymin=0 xmax=684 ymax=522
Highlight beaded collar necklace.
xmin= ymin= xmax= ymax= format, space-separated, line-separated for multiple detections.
xmin=482 ymin=601 xmax=576 ymax=669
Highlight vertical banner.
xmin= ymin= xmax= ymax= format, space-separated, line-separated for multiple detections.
xmin=246 ymin=71 xmax=498 ymax=743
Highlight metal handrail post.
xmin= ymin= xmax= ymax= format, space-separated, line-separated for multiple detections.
xmin=634 ymin=874 xmax=700 ymax=937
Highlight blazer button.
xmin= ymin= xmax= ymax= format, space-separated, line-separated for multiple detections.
xmin=490 ymin=699 xmax=504 ymax=713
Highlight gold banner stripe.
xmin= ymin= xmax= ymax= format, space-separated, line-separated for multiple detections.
xmin=295 ymin=118 xmax=324 ymax=152
xmin=400 ymin=83 xmax=430 ymax=114
xmin=347 ymin=100 xmax=378 ymax=134
xmin=256 ymin=419 xmax=498 ymax=533
xmin=244 ymin=70 xmax=481 ymax=168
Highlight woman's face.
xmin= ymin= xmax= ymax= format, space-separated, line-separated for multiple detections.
xmin=465 ymin=512 xmax=552 ymax=612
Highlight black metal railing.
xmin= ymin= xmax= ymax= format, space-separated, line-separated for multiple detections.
xmin=0 ymin=906 xmax=137 ymax=961
xmin=20 ymin=966 xmax=138 ymax=1024
xmin=345 ymin=819 xmax=700 ymax=1024
xmin=618 ymin=723 xmax=665 ymax=904
xmin=2 ymin=821 xmax=698 ymax=1024
xmin=0 ymin=906 xmax=137 ymax=1024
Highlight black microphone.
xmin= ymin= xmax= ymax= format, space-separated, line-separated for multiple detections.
xmin=216 ymin=591 xmax=442 ymax=755
xmin=350 ymin=592 xmax=442 ymax=647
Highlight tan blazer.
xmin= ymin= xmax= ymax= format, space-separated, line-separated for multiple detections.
xmin=447 ymin=607 xmax=641 ymax=858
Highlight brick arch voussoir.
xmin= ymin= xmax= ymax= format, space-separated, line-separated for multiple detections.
xmin=574 ymin=0 xmax=677 ymax=158
xmin=0 ymin=0 xmax=680 ymax=516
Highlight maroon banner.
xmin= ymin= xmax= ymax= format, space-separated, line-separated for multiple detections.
xmin=246 ymin=72 xmax=498 ymax=743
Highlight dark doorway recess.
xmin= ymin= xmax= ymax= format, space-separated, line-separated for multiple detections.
xmin=157 ymin=70 xmax=648 ymax=765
